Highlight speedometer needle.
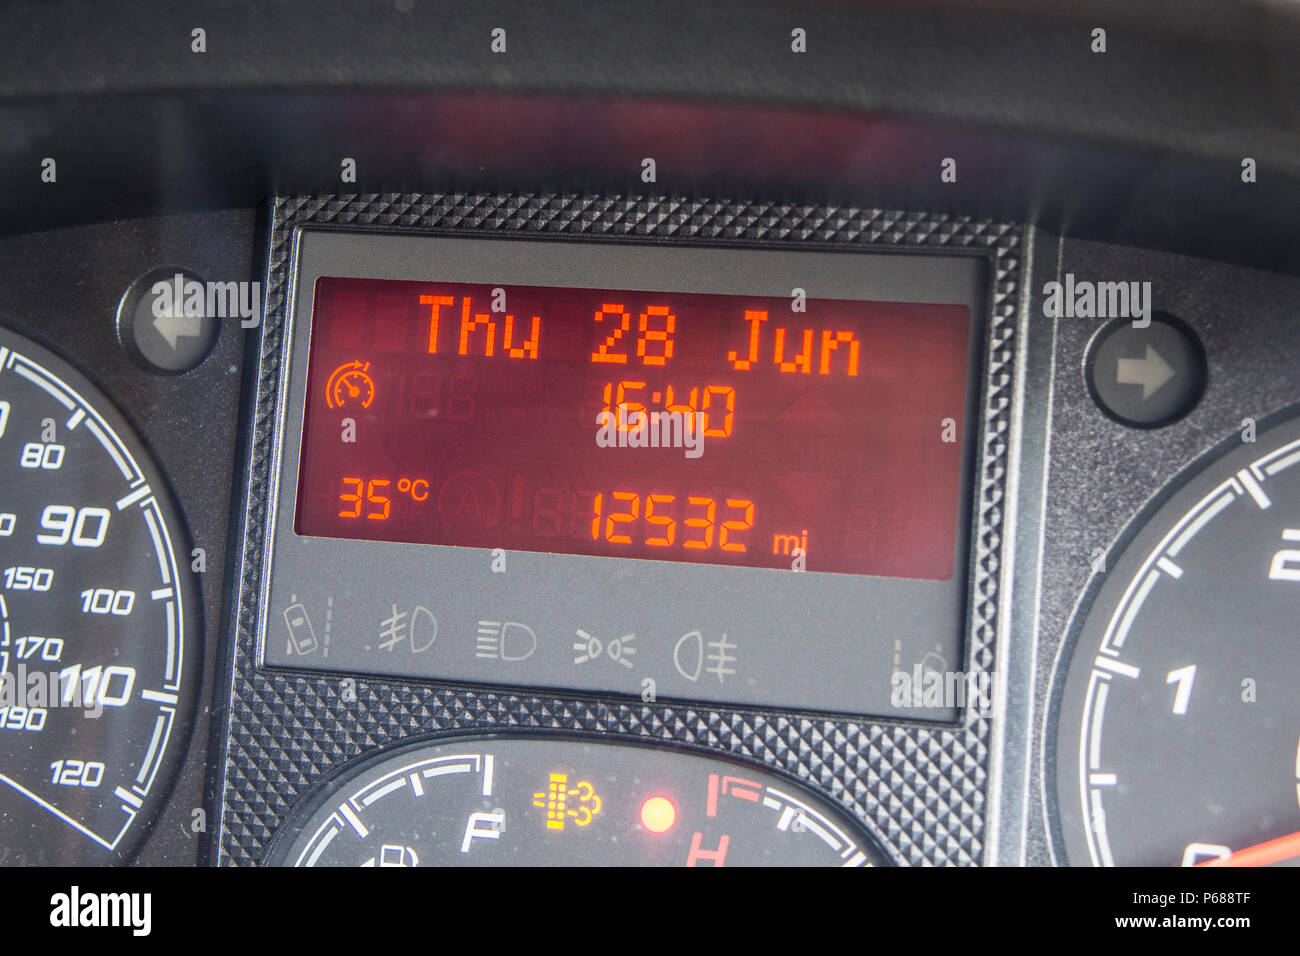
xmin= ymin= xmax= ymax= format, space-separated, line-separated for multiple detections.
xmin=1196 ymin=830 xmax=1300 ymax=867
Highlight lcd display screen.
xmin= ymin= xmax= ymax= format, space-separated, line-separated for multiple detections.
xmin=295 ymin=277 xmax=971 ymax=580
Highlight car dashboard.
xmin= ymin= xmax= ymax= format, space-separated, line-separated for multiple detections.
xmin=1 ymin=0 xmax=1299 ymax=878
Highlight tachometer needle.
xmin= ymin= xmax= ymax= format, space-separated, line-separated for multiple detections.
xmin=1196 ymin=830 xmax=1300 ymax=867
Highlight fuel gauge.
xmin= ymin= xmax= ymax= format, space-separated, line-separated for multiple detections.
xmin=264 ymin=735 xmax=889 ymax=867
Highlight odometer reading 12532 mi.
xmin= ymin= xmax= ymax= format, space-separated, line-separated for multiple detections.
xmin=0 ymin=329 xmax=199 ymax=865
xmin=295 ymin=278 xmax=971 ymax=580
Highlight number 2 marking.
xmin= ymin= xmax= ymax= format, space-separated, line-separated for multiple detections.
xmin=591 ymin=305 xmax=631 ymax=364
xmin=1268 ymin=528 xmax=1300 ymax=582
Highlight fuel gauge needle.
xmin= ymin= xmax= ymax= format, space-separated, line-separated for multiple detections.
xmin=1196 ymin=830 xmax=1300 ymax=867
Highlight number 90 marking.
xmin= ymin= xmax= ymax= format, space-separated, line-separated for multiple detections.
xmin=37 ymin=506 xmax=110 ymax=547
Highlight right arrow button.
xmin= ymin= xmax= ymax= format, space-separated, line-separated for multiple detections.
xmin=1087 ymin=313 xmax=1207 ymax=428
xmin=1116 ymin=343 xmax=1176 ymax=400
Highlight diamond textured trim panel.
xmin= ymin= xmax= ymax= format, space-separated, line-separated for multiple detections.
xmin=217 ymin=192 xmax=1021 ymax=866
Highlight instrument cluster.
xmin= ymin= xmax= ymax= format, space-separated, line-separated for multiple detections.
xmin=0 ymin=197 xmax=1297 ymax=869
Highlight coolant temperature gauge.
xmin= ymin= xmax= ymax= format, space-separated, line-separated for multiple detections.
xmin=264 ymin=735 xmax=890 ymax=866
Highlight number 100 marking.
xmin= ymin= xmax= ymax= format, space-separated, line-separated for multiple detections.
xmin=79 ymin=588 xmax=135 ymax=616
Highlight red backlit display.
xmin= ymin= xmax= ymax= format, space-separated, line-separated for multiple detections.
xmin=295 ymin=277 xmax=973 ymax=579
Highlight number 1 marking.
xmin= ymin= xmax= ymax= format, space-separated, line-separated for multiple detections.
xmin=1166 ymin=664 xmax=1197 ymax=716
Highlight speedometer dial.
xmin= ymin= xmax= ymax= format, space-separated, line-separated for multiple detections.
xmin=1052 ymin=408 xmax=1300 ymax=866
xmin=0 ymin=328 xmax=200 ymax=865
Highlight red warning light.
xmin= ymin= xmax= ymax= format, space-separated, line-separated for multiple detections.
xmin=640 ymin=795 xmax=677 ymax=834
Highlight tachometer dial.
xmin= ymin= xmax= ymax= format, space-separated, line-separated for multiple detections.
xmin=1052 ymin=408 xmax=1300 ymax=866
xmin=0 ymin=328 xmax=201 ymax=865
xmin=265 ymin=735 xmax=890 ymax=866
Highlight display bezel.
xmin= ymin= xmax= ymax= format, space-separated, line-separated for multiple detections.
xmin=258 ymin=227 xmax=988 ymax=721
